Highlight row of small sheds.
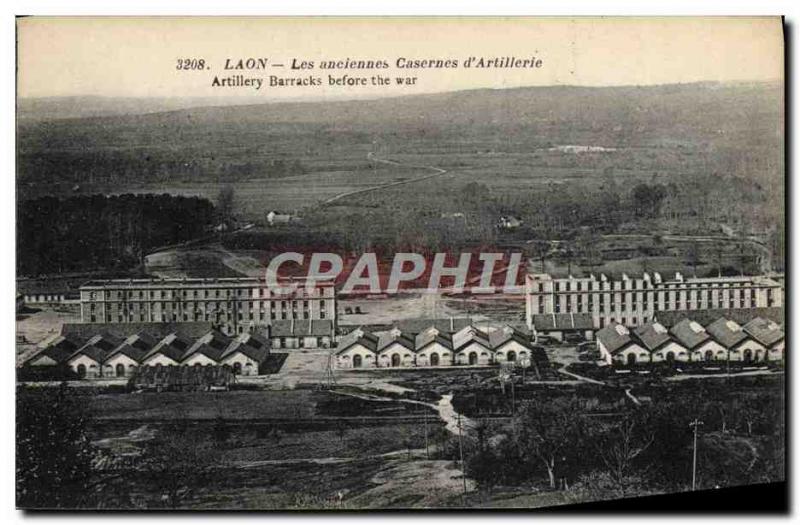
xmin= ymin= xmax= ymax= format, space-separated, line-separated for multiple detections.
xmin=22 ymin=322 xmax=270 ymax=378
xmin=596 ymin=316 xmax=785 ymax=366
xmin=335 ymin=323 xmax=545 ymax=368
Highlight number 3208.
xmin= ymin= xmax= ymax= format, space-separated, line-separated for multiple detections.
xmin=176 ymin=58 xmax=207 ymax=70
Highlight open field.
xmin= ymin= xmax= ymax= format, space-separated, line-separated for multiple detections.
xmin=20 ymin=164 xmax=431 ymax=220
xmin=17 ymin=83 xmax=784 ymax=287
xmin=19 ymin=83 xmax=783 ymax=227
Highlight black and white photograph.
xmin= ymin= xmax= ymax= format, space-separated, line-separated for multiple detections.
xmin=13 ymin=15 xmax=787 ymax=511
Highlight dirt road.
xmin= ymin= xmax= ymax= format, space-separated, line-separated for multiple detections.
xmin=321 ymin=153 xmax=449 ymax=205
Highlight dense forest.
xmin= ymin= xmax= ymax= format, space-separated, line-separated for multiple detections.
xmin=17 ymin=194 xmax=215 ymax=276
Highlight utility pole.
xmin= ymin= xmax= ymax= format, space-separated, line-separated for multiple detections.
xmin=457 ymin=411 xmax=468 ymax=504
xmin=510 ymin=375 xmax=516 ymax=414
xmin=323 ymin=352 xmax=337 ymax=390
xmin=690 ymin=419 xmax=704 ymax=490
xmin=424 ymin=408 xmax=430 ymax=460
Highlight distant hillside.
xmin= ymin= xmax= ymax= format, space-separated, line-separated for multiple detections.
xmin=17 ymin=81 xmax=783 ymax=193
xmin=17 ymin=95 xmax=264 ymax=121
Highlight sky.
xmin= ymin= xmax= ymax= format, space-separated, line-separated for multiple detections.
xmin=17 ymin=17 xmax=784 ymax=100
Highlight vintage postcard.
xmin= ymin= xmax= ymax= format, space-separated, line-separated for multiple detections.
xmin=15 ymin=16 xmax=785 ymax=510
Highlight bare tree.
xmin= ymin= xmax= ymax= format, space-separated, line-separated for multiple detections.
xmin=513 ymin=397 xmax=584 ymax=489
xmin=591 ymin=415 xmax=654 ymax=487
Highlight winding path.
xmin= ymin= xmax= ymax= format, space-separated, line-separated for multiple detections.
xmin=330 ymin=389 xmax=474 ymax=435
xmin=321 ymin=152 xmax=449 ymax=205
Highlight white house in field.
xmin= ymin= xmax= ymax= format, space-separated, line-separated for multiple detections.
xmin=220 ymin=331 xmax=271 ymax=376
xmin=335 ymin=329 xmax=380 ymax=369
xmin=376 ymin=329 xmax=417 ymax=368
xmin=596 ymin=322 xmax=649 ymax=366
xmin=743 ymin=317 xmax=785 ymax=362
xmin=414 ymin=327 xmax=454 ymax=367
xmin=706 ymin=318 xmax=766 ymax=363
xmin=634 ymin=322 xmax=690 ymax=363
xmin=669 ymin=319 xmax=727 ymax=362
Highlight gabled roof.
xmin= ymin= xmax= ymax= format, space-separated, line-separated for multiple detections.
xmin=377 ymin=332 xmax=416 ymax=353
xmin=705 ymin=318 xmax=749 ymax=349
xmin=489 ymin=326 xmax=532 ymax=349
xmin=743 ymin=317 xmax=785 ymax=348
xmin=61 ymin=322 xmax=213 ymax=341
xmin=222 ymin=332 xmax=270 ymax=363
xmin=270 ymin=319 xmax=334 ymax=337
xmin=69 ymin=337 xmax=112 ymax=364
xmin=127 ymin=332 xmax=159 ymax=351
xmin=67 ymin=333 xmax=123 ymax=363
xmin=655 ymin=307 xmax=784 ymax=328
xmin=335 ymin=329 xmax=380 ymax=355
xmin=532 ymin=313 xmax=594 ymax=331
xmin=633 ymin=322 xmax=673 ymax=351
xmin=452 ymin=326 xmax=492 ymax=352
xmin=596 ymin=323 xmax=636 ymax=354
xmin=143 ymin=333 xmax=193 ymax=363
xmin=106 ymin=343 xmax=147 ymax=363
xmin=90 ymin=332 xmax=123 ymax=352
xmin=105 ymin=332 xmax=157 ymax=363
xmin=42 ymin=333 xmax=84 ymax=353
xmin=669 ymin=319 xmax=710 ymax=350
xmin=23 ymin=345 xmax=73 ymax=366
xmin=183 ymin=343 xmax=225 ymax=362
xmin=415 ymin=328 xmax=454 ymax=351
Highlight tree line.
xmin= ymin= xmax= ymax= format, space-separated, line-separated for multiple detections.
xmin=17 ymin=194 xmax=215 ymax=276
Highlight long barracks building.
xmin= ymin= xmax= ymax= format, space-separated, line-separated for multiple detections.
xmin=80 ymin=278 xmax=336 ymax=335
xmin=525 ymin=272 xmax=783 ymax=330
